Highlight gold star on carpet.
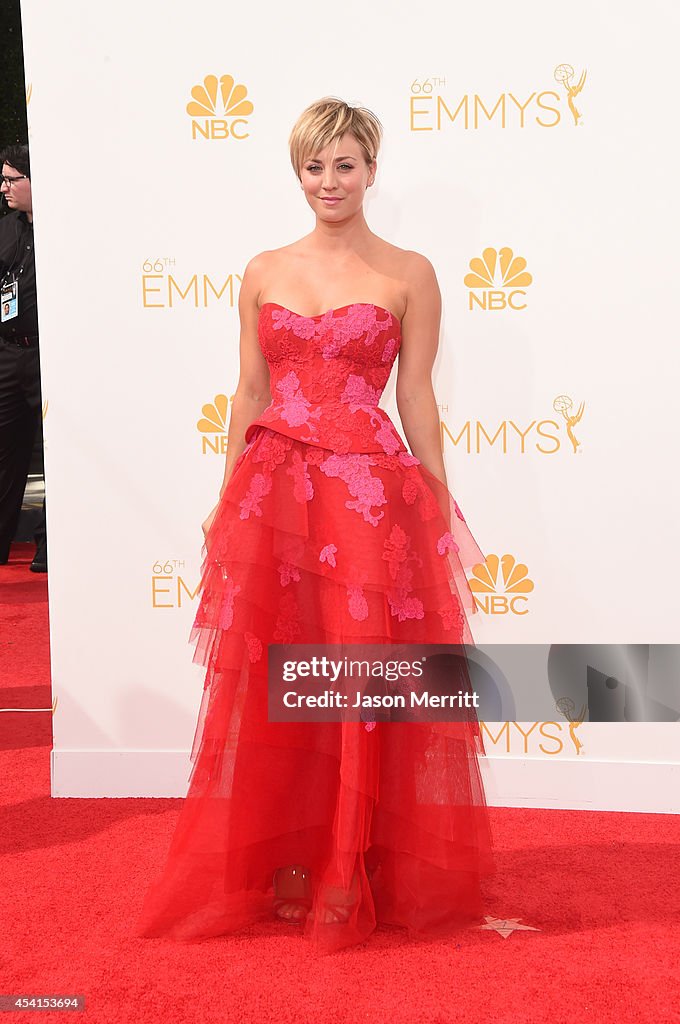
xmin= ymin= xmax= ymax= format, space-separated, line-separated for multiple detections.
xmin=477 ymin=916 xmax=541 ymax=938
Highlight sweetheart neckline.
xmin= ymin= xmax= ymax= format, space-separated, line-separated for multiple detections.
xmin=259 ymin=300 xmax=402 ymax=328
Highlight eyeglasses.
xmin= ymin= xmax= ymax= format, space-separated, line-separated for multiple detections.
xmin=0 ymin=175 xmax=28 ymax=186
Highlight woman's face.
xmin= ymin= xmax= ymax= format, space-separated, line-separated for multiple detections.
xmin=299 ymin=132 xmax=375 ymax=219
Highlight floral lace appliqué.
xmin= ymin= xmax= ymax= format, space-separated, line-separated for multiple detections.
xmin=278 ymin=560 xmax=301 ymax=587
xmin=239 ymin=472 xmax=272 ymax=520
xmin=319 ymin=544 xmax=337 ymax=568
xmin=273 ymin=591 xmax=302 ymax=643
xmin=439 ymin=599 xmax=465 ymax=635
xmin=244 ymin=631 xmax=263 ymax=662
xmin=218 ymin=577 xmax=241 ymax=630
xmin=320 ymin=453 xmax=387 ymax=526
xmin=275 ymin=370 xmax=322 ymax=432
xmin=382 ymin=523 xmax=425 ymax=622
xmin=437 ymin=531 xmax=460 ymax=555
xmin=286 ymin=450 xmax=314 ymax=504
xmin=251 ymin=432 xmax=291 ymax=471
xmin=254 ymin=303 xmax=404 ymax=453
xmin=347 ymin=583 xmax=369 ymax=621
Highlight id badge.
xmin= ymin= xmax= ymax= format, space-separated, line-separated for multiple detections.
xmin=1 ymin=277 xmax=18 ymax=322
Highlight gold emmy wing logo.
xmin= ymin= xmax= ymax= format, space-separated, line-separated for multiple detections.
xmin=555 ymin=698 xmax=586 ymax=755
xmin=469 ymin=554 xmax=534 ymax=615
xmin=186 ymin=74 xmax=254 ymax=140
xmin=554 ymin=64 xmax=587 ymax=126
xmin=26 ymin=83 xmax=32 ymax=105
xmin=197 ymin=394 xmax=230 ymax=454
xmin=553 ymin=394 xmax=585 ymax=453
xmin=464 ymin=247 xmax=533 ymax=311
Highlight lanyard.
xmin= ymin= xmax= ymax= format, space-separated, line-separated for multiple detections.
xmin=1 ymin=217 xmax=32 ymax=285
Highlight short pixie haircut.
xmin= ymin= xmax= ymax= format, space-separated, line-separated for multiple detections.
xmin=288 ymin=96 xmax=383 ymax=181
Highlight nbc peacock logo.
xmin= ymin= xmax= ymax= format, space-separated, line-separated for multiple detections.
xmin=186 ymin=74 xmax=254 ymax=140
xmin=469 ymin=554 xmax=534 ymax=615
xmin=197 ymin=394 xmax=231 ymax=454
xmin=464 ymin=247 xmax=533 ymax=311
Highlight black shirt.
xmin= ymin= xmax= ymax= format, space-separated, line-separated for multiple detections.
xmin=0 ymin=209 xmax=38 ymax=339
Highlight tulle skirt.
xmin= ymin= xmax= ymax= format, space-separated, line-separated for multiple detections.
xmin=134 ymin=427 xmax=495 ymax=953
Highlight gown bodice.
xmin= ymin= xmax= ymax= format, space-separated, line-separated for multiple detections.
xmin=244 ymin=302 xmax=407 ymax=455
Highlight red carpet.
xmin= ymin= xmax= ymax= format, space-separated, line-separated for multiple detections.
xmin=1 ymin=539 xmax=679 ymax=1023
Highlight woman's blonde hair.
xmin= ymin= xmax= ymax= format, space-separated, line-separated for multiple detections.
xmin=288 ymin=96 xmax=383 ymax=181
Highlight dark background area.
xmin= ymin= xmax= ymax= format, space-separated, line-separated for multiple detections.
xmin=0 ymin=0 xmax=29 ymax=216
xmin=1 ymin=0 xmax=44 ymax=539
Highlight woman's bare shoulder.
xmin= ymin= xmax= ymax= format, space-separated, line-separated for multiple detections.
xmin=243 ymin=242 xmax=305 ymax=283
xmin=242 ymin=248 xmax=284 ymax=303
xmin=371 ymin=236 xmax=436 ymax=278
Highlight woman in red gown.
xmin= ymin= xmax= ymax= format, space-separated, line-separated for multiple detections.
xmin=134 ymin=96 xmax=494 ymax=954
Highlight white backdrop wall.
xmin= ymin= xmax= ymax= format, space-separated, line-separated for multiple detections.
xmin=19 ymin=0 xmax=679 ymax=810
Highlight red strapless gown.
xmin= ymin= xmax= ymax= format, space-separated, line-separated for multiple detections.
xmin=134 ymin=302 xmax=495 ymax=953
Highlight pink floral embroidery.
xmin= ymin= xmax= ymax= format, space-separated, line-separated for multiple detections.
xmin=251 ymin=431 xmax=291 ymax=471
xmin=340 ymin=377 xmax=401 ymax=455
xmin=244 ymin=630 xmax=263 ymax=662
xmin=270 ymin=306 xmax=317 ymax=341
xmin=304 ymin=446 xmax=325 ymax=466
xmin=388 ymin=590 xmax=424 ymax=622
xmin=398 ymin=451 xmax=420 ymax=467
xmin=321 ymin=426 xmax=352 ymax=455
xmin=437 ymin=531 xmax=460 ymax=555
xmin=278 ymin=560 xmax=301 ymax=587
xmin=255 ymin=304 xmax=406 ymax=453
xmin=382 ymin=337 xmax=397 ymax=363
xmin=375 ymin=420 xmax=401 ymax=455
xmin=306 ymin=360 xmax=349 ymax=396
xmin=341 ymin=374 xmax=380 ymax=410
xmin=286 ymin=450 xmax=314 ymax=503
xmin=382 ymin=524 xmax=412 ymax=580
xmin=218 ymin=577 xmax=241 ymax=629
xmin=388 ymin=591 xmax=424 ymax=621
xmin=382 ymin=524 xmax=425 ymax=622
xmin=402 ymin=477 xmax=419 ymax=505
xmin=320 ymin=305 xmax=387 ymax=359
xmin=273 ymin=591 xmax=301 ymax=643
xmin=276 ymin=370 xmax=322 ymax=431
xmin=320 ymin=453 xmax=386 ymax=526
xmin=319 ymin=544 xmax=337 ymax=567
xmin=439 ymin=600 xmax=465 ymax=635
xmin=239 ymin=472 xmax=271 ymax=519
xmin=347 ymin=584 xmax=369 ymax=621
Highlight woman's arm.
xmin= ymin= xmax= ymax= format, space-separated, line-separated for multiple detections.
xmin=395 ymin=253 xmax=447 ymax=488
xmin=217 ymin=255 xmax=272 ymax=498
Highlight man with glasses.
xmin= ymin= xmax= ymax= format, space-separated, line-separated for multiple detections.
xmin=0 ymin=143 xmax=47 ymax=571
